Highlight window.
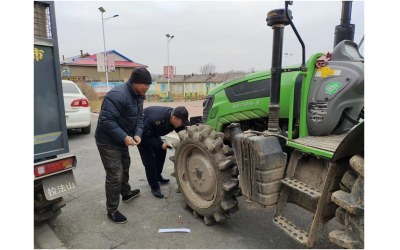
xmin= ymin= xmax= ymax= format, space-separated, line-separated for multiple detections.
xmin=34 ymin=2 xmax=52 ymax=39
xmin=224 ymin=78 xmax=271 ymax=103
xmin=62 ymin=82 xmax=80 ymax=94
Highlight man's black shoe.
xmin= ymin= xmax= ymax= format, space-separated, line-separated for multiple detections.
xmin=151 ymin=188 xmax=164 ymax=198
xmin=158 ymin=176 xmax=170 ymax=183
xmin=122 ymin=189 xmax=140 ymax=203
xmin=107 ymin=210 xmax=127 ymax=224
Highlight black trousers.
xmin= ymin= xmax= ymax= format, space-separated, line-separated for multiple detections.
xmin=96 ymin=142 xmax=131 ymax=212
xmin=137 ymin=142 xmax=167 ymax=190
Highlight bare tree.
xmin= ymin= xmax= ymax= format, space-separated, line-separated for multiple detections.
xmin=224 ymin=69 xmax=248 ymax=74
xmin=200 ymin=63 xmax=216 ymax=75
xmin=220 ymin=68 xmax=256 ymax=74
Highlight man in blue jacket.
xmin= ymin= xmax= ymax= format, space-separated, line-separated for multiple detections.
xmin=138 ymin=106 xmax=189 ymax=198
xmin=95 ymin=68 xmax=151 ymax=224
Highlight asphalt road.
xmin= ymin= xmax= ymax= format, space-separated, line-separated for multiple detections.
xmin=48 ymin=114 xmax=343 ymax=249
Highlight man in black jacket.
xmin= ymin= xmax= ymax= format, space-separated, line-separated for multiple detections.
xmin=95 ymin=68 xmax=151 ymax=224
xmin=138 ymin=106 xmax=189 ymax=198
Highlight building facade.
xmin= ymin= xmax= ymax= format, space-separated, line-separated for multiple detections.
xmin=60 ymin=50 xmax=148 ymax=82
xmin=154 ymin=73 xmax=247 ymax=99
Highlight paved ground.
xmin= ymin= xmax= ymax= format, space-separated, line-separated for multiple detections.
xmin=34 ymin=223 xmax=65 ymax=249
xmin=42 ymin=114 xmax=343 ymax=249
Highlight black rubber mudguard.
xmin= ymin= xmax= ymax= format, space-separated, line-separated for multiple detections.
xmin=332 ymin=122 xmax=364 ymax=163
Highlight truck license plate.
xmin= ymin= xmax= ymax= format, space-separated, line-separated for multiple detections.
xmin=42 ymin=170 xmax=78 ymax=200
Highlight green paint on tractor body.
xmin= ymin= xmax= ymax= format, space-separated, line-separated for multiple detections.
xmin=201 ymin=53 xmax=346 ymax=158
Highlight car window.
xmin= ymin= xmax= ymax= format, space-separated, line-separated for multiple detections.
xmin=62 ymin=82 xmax=80 ymax=94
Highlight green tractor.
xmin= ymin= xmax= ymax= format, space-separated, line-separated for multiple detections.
xmin=170 ymin=1 xmax=364 ymax=248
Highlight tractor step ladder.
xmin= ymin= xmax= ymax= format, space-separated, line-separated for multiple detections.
xmin=273 ymin=151 xmax=337 ymax=248
xmin=329 ymin=228 xmax=363 ymax=249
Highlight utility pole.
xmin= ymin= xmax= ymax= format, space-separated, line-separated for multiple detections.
xmin=98 ymin=7 xmax=119 ymax=92
xmin=166 ymin=34 xmax=174 ymax=97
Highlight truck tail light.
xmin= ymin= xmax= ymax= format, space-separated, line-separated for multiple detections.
xmin=34 ymin=157 xmax=74 ymax=177
xmin=71 ymin=99 xmax=89 ymax=107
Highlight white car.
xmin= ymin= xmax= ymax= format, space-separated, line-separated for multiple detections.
xmin=62 ymin=80 xmax=91 ymax=134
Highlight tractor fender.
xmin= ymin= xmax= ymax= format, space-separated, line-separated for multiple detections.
xmin=332 ymin=122 xmax=364 ymax=163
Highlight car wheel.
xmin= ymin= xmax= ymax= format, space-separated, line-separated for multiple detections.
xmin=81 ymin=123 xmax=91 ymax=134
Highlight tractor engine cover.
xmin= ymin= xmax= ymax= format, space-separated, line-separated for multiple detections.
xmin=307 ymin=40 xmax=364 ymax=136
xmin=229 ymin=124 xmax=287 ymax=206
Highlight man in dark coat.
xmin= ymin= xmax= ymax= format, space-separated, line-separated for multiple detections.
xmin=138 ymin=106 xmax=189 ymax=198
xmin=95 ymin=68 xmax=151 ymax=224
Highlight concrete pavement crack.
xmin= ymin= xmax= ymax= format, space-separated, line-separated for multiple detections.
xmin=99 ymin=232 xmax=119 ymax=245
xmin=162 ymin=199 xmax=170 ymax=210
xmin=111 ymin=242 xmax=124 ymax=249
xmin=67 ymin=190 xmax=90 ymax=200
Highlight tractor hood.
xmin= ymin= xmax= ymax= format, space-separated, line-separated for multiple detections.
xmin=206 ymin=64 xmax=301 ymax=97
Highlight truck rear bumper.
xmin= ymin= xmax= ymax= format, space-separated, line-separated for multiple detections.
xmin=34 ymin=154 xmax=77 ymax=180
xmin=34 ymin=154 xmax=78 ymax=200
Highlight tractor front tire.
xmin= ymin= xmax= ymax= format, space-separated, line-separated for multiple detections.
xmin=170 ymin=125 xmax=241 ymax=226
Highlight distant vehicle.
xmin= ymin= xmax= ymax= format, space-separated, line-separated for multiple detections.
xmin=62 ymin=80 xmax=91 ymax=134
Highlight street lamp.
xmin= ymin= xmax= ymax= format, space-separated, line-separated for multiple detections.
xmin=166 ymin=34 xmax=174 ymax=97
xmin=99 ymin=7 xmax=119 ymax=92
xmin=284 ymin=53 xmax=293 ymax=66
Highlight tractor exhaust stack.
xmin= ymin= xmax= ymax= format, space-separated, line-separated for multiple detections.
xmin=266 ymin=1 xmax=307 ymax=133
xmin=334 ymin=1 xmax=355 ymax=48
xmin=266 ymin=3 xmax=292 ymax=132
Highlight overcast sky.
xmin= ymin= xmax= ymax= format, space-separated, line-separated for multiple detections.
xmin=55 ymin=1 xmax=364 ymax=75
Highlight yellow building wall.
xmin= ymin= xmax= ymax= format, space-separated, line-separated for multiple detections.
xmin=184 ymin=83 xmax=192 ymax=94
xmin=170 ymin=84 xmax=178 ymax=95
xmin=197 ymin=83 xmax=206 ymax=96
xmin=154 ymin=81 xmax=222 ymax=97
xmin=155 ymin=81 xmax=162 ymax=95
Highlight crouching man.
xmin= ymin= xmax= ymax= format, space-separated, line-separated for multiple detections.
xmin=138 ymin=106 xmax=189 ymax=198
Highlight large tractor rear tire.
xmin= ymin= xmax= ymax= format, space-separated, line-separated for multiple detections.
xmin=329 ymin=155 xmax=364 ymax=249
xmin=170 ymin=125 xmax=241 ymax=226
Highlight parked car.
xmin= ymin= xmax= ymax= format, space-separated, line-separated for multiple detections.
xmin=62 ymin=80 xmax=91 ymax=134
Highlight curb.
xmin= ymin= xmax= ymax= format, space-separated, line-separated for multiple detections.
xmin=34 ymin=223 xmax=66 ymax=249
